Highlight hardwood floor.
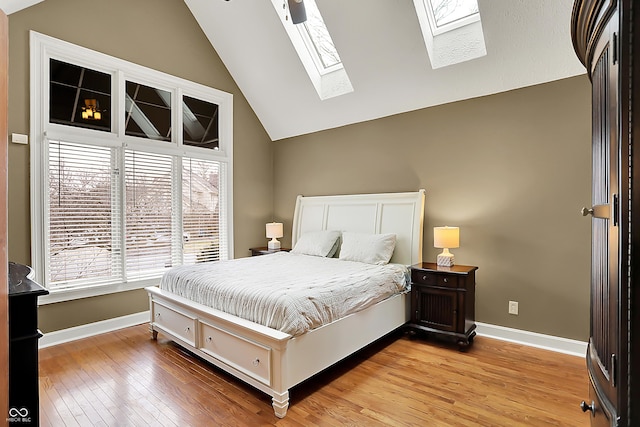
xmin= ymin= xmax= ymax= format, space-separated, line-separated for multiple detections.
xmin=38 ymin=324 xmax=588 ymax=426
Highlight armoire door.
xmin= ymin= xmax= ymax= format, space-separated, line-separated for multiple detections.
xmin=582 ymin=8 xmax=620 ymax=426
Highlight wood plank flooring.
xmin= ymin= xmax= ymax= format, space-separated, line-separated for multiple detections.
xmin=38 ymin=324 xmax=588 ymax=426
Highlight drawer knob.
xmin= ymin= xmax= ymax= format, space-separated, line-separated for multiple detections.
xmin=443 ymin=278 xmax=448 ymax=283
xmin=580 ymin=400 xmax=595 ymax=415
xmin=207 ymin=336 xmax=213 ymax=342
xmin=253 ymin=358 xmax=260 ymax=366
xmin=422 ymin=275 xmax=428 ymax=281
xmin=155 ymin=313 xmax=160 ymax=318
xmin=185 ymin=327 xmax=190 ymax=332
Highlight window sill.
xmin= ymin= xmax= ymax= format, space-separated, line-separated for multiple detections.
xmin=38 ymin=278 xmax=159 ymax=305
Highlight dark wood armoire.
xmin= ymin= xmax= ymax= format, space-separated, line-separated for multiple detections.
xmin=571 ymin=1 xmax=639 ymax=426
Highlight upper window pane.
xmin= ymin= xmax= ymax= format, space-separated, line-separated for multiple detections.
xmin=49 ymin=59 xmax=111 ymax=132
xmin=428 ymin=0 xmax=479 ymax=28
xmin=125 ymin=81 xmax=172 ymax=142
xmin=182 ymin=96 xmax=219 ymax=150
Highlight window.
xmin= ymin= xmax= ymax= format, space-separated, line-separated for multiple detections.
xmin=413 ymin=0 xmax=486 ymax=69
xmin=31 ymin=32 xmax=233 ymax=303
xmin=49 ymin=59 xmax=111 ymax=132
xmin=48 ymin=141 xmax=118 ymax=287
xmin=271 ymin=0 xmax=353 ymax=100
xmin=427 ymin=0 xmax=479 ymax=33
xmin=125 ymin=81 xmax=172 ymax=141
xmin=182 ymin=95 xmax=220 ymax=150
xmin=298 ymin=0 xmax=342 ymax=73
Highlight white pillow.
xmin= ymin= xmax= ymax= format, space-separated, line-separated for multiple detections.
xmin=291 ymin=230 xmax=341 ymax=257
xmin=339 ymin=232 xmax=397 ymax=265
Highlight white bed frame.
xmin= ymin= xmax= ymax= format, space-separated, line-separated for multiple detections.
xmin=146 ymin=190 xmax=425 ymax=417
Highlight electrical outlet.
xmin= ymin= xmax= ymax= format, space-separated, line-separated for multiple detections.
xmin=508 ymin=300 xmax=519 ymax=315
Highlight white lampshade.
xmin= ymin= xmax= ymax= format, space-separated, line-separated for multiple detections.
xmin=266 ymin=222 xmax=283 ymax=239
xmin=434 ymin=226 xmax=459 ymax=249
xmin=266 ymin=222 xmax=283 ymax=250
xmin=433 ymin=226 xmax=460 ymax=267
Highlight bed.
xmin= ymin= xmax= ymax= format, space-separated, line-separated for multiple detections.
xmin=145 ymin=190 xmax=425 ymax=417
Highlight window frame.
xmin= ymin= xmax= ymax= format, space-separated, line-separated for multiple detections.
xmin=424 ymin=0 xmax=480 ymax=36
xmin=30 ymin=31 xmax=234 ymax=304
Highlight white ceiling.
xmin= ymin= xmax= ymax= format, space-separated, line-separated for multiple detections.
xmin=1 ymin=0 xmax=586 ymax=141
xmin=185 ymin=0 xmax=585 ymax=141
xmin=0 ymin=0 xmax=41 ymax=15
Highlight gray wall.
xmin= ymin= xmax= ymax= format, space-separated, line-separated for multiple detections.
xmin=273 ymin=76 xmax=592 ymax=341
xmin=7 ymin=0 xmax=273 ymax=332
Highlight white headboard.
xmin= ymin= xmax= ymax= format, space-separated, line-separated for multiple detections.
xmin=291 ymin=190 xmax=426 ymax=266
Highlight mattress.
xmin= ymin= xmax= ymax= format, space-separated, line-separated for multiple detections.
xmin=159 ymin=252 xmax=408 ymax=336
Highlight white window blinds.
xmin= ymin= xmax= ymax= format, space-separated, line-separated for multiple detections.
xmin=125 ymin=150 xmax=174 ymax=279
xmin=182 ymin=158 xmax=222 ymax=264
xmin=47 ymin=140 xmax=122 ymax=289
xmin=45 ymin=141 xmax=226 ymax=291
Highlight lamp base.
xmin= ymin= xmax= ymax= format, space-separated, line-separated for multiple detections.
xmin=436 ymin=251 xmax=455 ymax=267
xmin=268 ymin=239 xmax=281 ymax=250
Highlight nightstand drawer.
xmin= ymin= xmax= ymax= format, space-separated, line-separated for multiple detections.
xmin=411 ymin=270 xmax=436 ymax=285
xmin=411 ymin=270 xmax=458 ymax=288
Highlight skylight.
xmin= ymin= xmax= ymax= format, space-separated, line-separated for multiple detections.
xmin=429 ymin=0 xmax=479 ymax=29
xmin=299 ymin=0 xmax=341 ymax=72
xmin=271 ymin=0 xmax=353 ymax=100
xmin=413 ymin=0 xmax=486 ymax=69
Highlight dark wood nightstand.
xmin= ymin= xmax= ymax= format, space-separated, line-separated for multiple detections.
xmin=249 ymin=247 xmax=291 ymax=256
xmin=406 ymin=262 xmax=478 ymax=350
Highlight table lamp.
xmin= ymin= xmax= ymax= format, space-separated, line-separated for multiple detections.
xmin=434 ymin=226 xmax=459 ymax=267
xmin=266 ymin=222 xmax=284 ymax=250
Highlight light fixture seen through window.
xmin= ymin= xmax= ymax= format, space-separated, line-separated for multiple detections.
xmin=82 ymin=99 xmax=102 ymax=120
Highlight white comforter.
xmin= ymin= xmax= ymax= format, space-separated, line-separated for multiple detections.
xmin=159 ymin=252 xmax=408 ymax=336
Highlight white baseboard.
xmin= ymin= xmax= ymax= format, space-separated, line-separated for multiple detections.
xmin=39 ymin=311 xmax=150 ymax=349
xmin=38 ymin=312 xmax=587 ymax=358
xmin=476 ymin=322 xmax=588 ymax=357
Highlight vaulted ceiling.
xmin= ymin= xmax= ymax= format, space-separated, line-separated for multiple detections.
xmin=184 ymin=0 xmax=585 ymax=140
xmin=1 ymin=0 xmax=586 ymax=141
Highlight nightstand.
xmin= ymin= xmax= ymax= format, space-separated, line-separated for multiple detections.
xmin=249 ymin=247 xmax=291 ymax=256
xmin=407 ymin=262 xmax=478 ymax=350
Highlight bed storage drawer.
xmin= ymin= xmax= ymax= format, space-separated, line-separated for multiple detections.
xmin=152 ymin=301 xmax=197 ymax=346
xmin=199 ymin=321 xmax=272 ymax=386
